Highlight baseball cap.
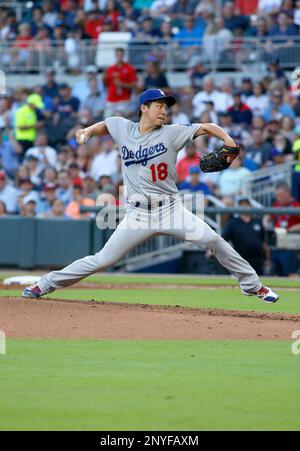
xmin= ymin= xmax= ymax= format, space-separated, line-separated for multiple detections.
xmin=23 ymin=192 xmax=39 ymax=205
xmin=59 ymin=83 xmax=70 ymax=90
xmin=72 ymin=177 xmax=83 ymax=188
xmin=189 ymin=165 xmax=200 ymax=174
xmin=138 ymin=89 xmax=176 ymax=109
xmin=44 ymin=183 xmax=56 ymax=191
xmin=27 ymin=93 xmax=45 ymax=109
xmin=0 ymin=170 xmax=6 ymax=179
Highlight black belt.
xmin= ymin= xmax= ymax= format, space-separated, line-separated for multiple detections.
xmin=132 ymin=197 xmax=176 ymax=211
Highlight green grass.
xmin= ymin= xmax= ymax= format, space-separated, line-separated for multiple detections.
xmin=1 ymin=273 xmax=300 ymax=288
xmin=0 ymin=340 xmax=299 ymax=431
xmin=1 ymin=287 xmax=300 ymax=314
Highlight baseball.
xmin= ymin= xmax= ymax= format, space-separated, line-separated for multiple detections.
xmin=77 ymin=131 xmax=87 ymax=144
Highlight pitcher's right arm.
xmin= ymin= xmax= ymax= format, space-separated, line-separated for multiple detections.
xmin=76 ymin=121 xmax=110 ymax=144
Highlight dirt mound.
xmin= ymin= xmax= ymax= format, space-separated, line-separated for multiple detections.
xmin=0 ymin=297 xmax=298 ymax=340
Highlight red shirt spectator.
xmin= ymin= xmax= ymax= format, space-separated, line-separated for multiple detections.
xmin=84 ymin=11 xmax=103 ymax=40
xmin=235 ymin=0 xmax=258 ymax=15
xmin=103 ymin=48 xmax=137 ymax=103
xmin=176 ymin=143 xmax=201 ymax=183
xmin=270 ymin=183 xmax=300 ymax=231
xmin=272 ymin=200 xmax=300 ymax=229
xmin=13 ymin=23 xmax=32 ymax=49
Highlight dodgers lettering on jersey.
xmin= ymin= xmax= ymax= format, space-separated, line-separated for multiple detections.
xmin=104 ymin=117 xmax=200 ymax=199
xmin=122 ymin=142 xmax=167 ymax=167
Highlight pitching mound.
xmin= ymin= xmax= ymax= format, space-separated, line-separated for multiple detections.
xmin=0 ymin=297 xmax=299 ymax=340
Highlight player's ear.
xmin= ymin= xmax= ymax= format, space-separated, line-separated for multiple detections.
xmin=140 ymin=104 xmax=148 ymax=115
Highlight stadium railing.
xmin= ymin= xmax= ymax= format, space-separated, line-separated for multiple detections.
xmin=1 ymin=37 xmax=300 ymax=74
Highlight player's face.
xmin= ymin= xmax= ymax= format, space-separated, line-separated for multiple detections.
xmin=143 ymin=101 xmax=168 ymax=126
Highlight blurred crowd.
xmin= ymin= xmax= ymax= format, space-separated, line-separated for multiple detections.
xmin=1 ymin=0 xmax=300 ymax=72
xmin=0 ymin=45 xmax=300 ymax=221
xmin=1 ymin=0 xmax=300 ymax=45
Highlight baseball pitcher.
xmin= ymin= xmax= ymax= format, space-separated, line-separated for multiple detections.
xmin=23 ymin=89 xmax=278 ymax=302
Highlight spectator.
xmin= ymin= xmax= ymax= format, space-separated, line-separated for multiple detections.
xmin=75 ymin=144 xmax=91 ymax=173
xmin=280 ymin=115 xmax=295 ymax=142
xmin=0 ymin=130 xmax=21 ymax=178
xmin=263 ymin=88 xmax=296 ymax=122
xmin=56 ymin=170 xmax=73 ymax=205
xmin=0 ymin=170 xmax=18 ymax=213
xmin=245 ymin=128 xmax=272 ymax=168
xmin=222 ymin=197 xmax=267 ymax=275
xmin=246 ymin=81 xmax=269 ymax=117
xmin=203 ymin=15 xmax=233 ymax=63
xmin=171 ymin=102 xmax=190 ymax=125
xmin=150 ymin=0 xmax=176 ymax=16
xmin=103 ymin=0 xmax=120 ymax=31
xmin=90 ymin=135 xmax=118 ymax=180
xmin=218 ymin=156 xmax=251 ymax=198
xmin=82 ymin=78 xmax=105 ymax=119
xmin=142 ymin=57 xmax=169 ymax=91
xmin=65 ymin=180 xmax=95 ymax=219
xmin=24 ymin=154 xmax=42 ymax=187
xmin=240 ymin=77 xmax=253 ymax=98
xmin=83 ymin=174 xmax=99 ymax=200
xmin=11 ymin=23 xmax=33 ymax=71
xmin=42 ymin=69 xmax=60 ymax=100
xmin=235 ymin=0 xmax=259 ymax=15
xmin=174 ymin=14 xmax=205 ymax=48
xmin=192 ymin=76 xmax=232 ymax=117
xmin=170 ymin=0 xmax=199 ymax=16
xmin=258 ymin=0 xmax=282 ymax=14
xmin=247 ymin=15 xmax=269 ymax=37
xmin=263 ymin=182 xmax=300 ymax=276
xmin=268 ymin=11 xmax=297 ymax=38
xmin=103 ymin=48 xmax=137 ymax=118
xmin=176 ymin=141 xmax=201 ymax=183
xmin=25 ymin=132 xmax=57 ymax=169
xmin=14 ymin=93 xmax=45 ymax=157
xmin=269 ymin=133 xmax=292 ymax=162
xmin=222 ymin=1 xmax=249 ymax=32
xmin=54 ymin=84 xmax=80 ymax=121
xmin=38 ymin=199 xmax=67 ymax=219
xmin=21 ymin=194 xmax=37 ymax=217
xmin=0 ymin=199 xmax=7 ymax=216
xmin=73 ymin=65 xmax=105 ymax=107
xmin=266 ymin=57 xmax=289 ymax=86
xmin=179 ymin=165 xmax=211 ymax=194
xmin=83 ymin=9 xmax=103 ymax=40
xmin=188 ymin=55 xmax=209 ymax=91
xmin=36 ymin=183 xmax=57 ymax=215
xmin=42 ymin=0 xmax=58 ymax=29
xmin=42 ymin=166 xmax=58 ymax=186
xmin=227 ymin=90 xmax=253 ymax=126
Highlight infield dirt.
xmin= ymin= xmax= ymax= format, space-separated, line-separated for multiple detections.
xmin=1 ymin=297 xmax=299 ymax=340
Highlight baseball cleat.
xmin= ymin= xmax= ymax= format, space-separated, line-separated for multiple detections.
xmin=242 ymin=285 xmax=279 ymax=303
xmin=22 ymin=284 xmax=43 ymax=299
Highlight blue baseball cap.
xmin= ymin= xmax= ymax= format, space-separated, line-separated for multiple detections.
xmin=138 ymin=89 xmax=176 ymax=109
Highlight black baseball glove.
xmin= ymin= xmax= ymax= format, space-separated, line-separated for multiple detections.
xmin=200 ymin=144 xmax=240 ymax=173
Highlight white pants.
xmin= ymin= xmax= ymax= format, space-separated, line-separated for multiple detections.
xmin=38 ymin=200 xmax=261 ymax=293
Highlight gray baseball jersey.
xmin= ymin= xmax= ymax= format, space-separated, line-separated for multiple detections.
xmin=104 ymin=117 xmax=200 ymax=199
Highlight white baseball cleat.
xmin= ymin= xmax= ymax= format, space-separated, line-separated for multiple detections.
xmin=242 ymin=285 xmax=279 ymax=303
